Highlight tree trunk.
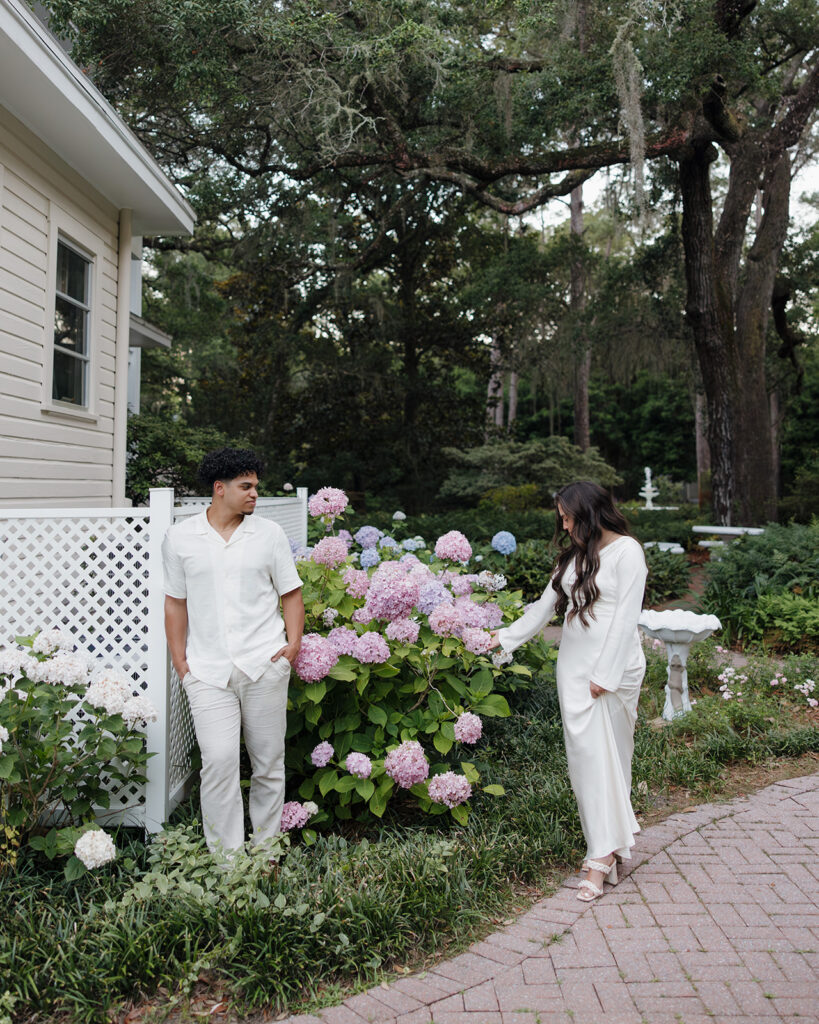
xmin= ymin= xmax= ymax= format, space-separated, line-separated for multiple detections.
xmin=486 ymin=333 xmax=505 ymax=433
xmin=507 ymin=370 xmax=518 ymax=430
xmin=679 ymin=143 xmax=736 ymax=523
xmin=570 ymin=183 xmax=591 ymax=450
xmin=695 ymin=390 xmax=711 ymax=509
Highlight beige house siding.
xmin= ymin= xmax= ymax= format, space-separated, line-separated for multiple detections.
xmin=0 ymin=104 xmax=121 ymax=507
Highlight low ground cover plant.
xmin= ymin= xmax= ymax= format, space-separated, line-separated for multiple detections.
xmin=702 ymin=520 xmax=819 ymax=650
xmin=3 ymin=631 xmax=817 ymax=1023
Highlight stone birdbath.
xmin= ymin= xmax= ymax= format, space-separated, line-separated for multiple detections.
xmin=638 ymin=609 xmax=722 ymax=721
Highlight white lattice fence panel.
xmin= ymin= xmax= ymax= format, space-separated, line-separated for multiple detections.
xmin=0 ymin=511 xmax=153 ymax=819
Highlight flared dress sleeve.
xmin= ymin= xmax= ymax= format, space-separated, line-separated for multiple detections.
xmin=589 ymin=539 xmax=648 ymax=692
xmin=496 ymin=581 xmax=559 ymax=653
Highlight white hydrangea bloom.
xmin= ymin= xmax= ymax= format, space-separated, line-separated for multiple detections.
xmin=32 ymin=628 xmax=75 ymax=655
xmin=27 ymin=650 xmax=91 ymax=687
xmin=74 ymin=829 xmax=117 ymax=869
xmin=302 ymin=801 xmax=319 ymax=817
xmin=0 ymin=647 xmax=37 ymax=681
xmin=84 ymin=666 xmax=134 ymax=716
xmin=121 ymin=694 xmax=159 ymax=728
xmin=0 ymin=723 xmax=8 ymax=752
xmin=322 ymin=607 xmax=339 ymax=627
xmin=392 ymin=510 xmax=407 ymax=521
xmin=491 ymin=650 xmax=513 ymax=668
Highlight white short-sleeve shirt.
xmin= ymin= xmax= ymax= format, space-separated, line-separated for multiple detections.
xmin=162 ymin=510 xmax=303 ymax=688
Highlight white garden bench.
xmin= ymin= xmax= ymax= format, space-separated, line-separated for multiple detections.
xmin=691 ymin=525 xmax=765 ymax=551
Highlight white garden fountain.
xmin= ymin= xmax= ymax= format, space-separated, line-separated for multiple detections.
xmin=638 ymin=609 xmax=722 ymax=721
xmin=639 ymin=466 xmax=659 ymax=510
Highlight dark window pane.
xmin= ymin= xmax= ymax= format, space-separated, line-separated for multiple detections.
xmin=54 ymin=295 xmax=87 ymax=354
xmin=52 ymin=349 xmax=86 ymax=405
xmin=56 ymin=242 xmax=89 ymax=302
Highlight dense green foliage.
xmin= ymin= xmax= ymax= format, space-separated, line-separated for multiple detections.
xmin=2 ymin=641 xmax=817 ymax=1022
xmin=703 ymin=521 xmax=819 ymax=649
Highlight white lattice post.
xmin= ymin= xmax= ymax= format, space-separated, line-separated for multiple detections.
xmin=296 ymin=487 xmax=308 ymax=546
xmin=143 ymin=488 xmax=175 ymax=832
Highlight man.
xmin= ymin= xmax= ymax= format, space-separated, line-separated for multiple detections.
xmin=162 ymin=448 xmax=304 ymax=855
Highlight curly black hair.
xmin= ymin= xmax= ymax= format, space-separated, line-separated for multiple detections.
xmin=198 ymin=448 xmax=264 ymax=490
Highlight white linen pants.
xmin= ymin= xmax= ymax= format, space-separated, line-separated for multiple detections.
xmin=183 ymin=659 xmax=290 ymax=854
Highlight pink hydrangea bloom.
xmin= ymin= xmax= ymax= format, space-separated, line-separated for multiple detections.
xmin=311 ymin=740 xmax=334 ymax=767
xmin=345 ymin=752 xmax=373 ymax=778
xmin=366 ymin=571 xmax=420 ymax=621
xmin=384 ymin=739 xmax=429 ymax=788
xmin=461 ymin=627 xmax=494 ymax=655
xmin=352 ymin=606 xmax=374 ymax=625
xmin=444 ymin=571 xmax=474 ymax=596
xmin=434 ymin=530 xmax=472 ymax=563
xmin=293 ymin=633 xmax=339 ymax=682
xmin=454 ymin=711 xmax=483 ymax=744
xmin=355 ymin=631 xmax=391 ymax=664
xmin=342 ymin=567 xmax=371 ymax=599
xmin=428 ymin=771 xmax=472 ymax=808
xmin=428 ymin=603 xmax=463 ymax=638
xmin=311 ymin=536 xmax=349 ymax=567
xmin=280 ymin=801 xmax=311 ymax=831
xmin=327 ymin=626 xmax=359 ymax=656
xmin=385 ymin=618 xmax=420 ymax=644
xmin=308 ymin=487 xmax=349 ymax=520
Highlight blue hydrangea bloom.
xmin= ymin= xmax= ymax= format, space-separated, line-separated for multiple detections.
xmin=360 ymin=547 xmax=381 ymax=568
xmin=379 ymin=535 xmax=399 ymax=549
xmin=354 ymin=525 xmax=383 ymax=549
xmin=491 ymin=530 xmax=517 ymax=555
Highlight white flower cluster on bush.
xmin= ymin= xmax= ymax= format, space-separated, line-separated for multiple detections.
xmin=74 ymin=829 xmax=117 ymax=869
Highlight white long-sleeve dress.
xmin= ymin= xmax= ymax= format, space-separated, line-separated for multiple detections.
xmin=498 ymin=535 xmax=648 ymax=861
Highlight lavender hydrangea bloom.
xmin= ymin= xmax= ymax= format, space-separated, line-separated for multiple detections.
xmin=360 ymin=547 xmax=381 ymax=569
xmin=311 ymin=740 xmax=334 ymax=767
xmin=354 ymin=525 xmax=383 ymax=549
xmin=491 ymin=530 xmax=517 ymax=555
xmin=416 ymin=580 xmax=452 ymax=615
xmin=378 ymin=535 xmax=399 ymax=549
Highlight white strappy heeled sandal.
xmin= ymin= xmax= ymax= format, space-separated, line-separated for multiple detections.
xmin=577 ymin=857 xmax=618 ymax=902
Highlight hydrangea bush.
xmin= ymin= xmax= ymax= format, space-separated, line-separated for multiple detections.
xmin=288 ymin=492 xmax=532 ymax=825
xmin=0 ymin=631 xmax=156 ymax=878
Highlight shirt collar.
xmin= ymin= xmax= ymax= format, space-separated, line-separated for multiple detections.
xmin=196 ymin=508 xmax=258 ymax=541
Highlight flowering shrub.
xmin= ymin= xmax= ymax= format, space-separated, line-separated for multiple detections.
xmin=0 ymin=632 xmax=156 ymax=878
xmin=285 ymin=493 xmax=533 ymax=825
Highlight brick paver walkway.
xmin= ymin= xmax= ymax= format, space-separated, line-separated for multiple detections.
xmin=284 ymin=773 xmax=819 ymax=1024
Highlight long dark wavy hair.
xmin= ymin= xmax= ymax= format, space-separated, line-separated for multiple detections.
xmin=551 ymin=481 xmax=632 ymax=626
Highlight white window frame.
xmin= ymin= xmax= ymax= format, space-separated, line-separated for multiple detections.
xmin=41 ymin=207 xmax=102 ymax=421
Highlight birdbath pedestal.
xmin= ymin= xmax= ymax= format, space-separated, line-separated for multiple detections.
xmin=638 ymin=609 xmax=722 ymax=721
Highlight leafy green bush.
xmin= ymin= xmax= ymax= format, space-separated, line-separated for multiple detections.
xmin=621 ymin=505 xmax=704 ymax=545
xmin=778 ymin=453 xmax=819 ymax=524
xmin=344 ymin=507 xmax=557 ymax=548
xmin=0 ymin=632 xmax=155 ymax=877
xmin=643 ymin=547 xmax=691 ymax=606
xmin=748 ymin=593 xmax=819 ymax=653
xmin=437 ymin=436 xmax=621 ymax=505
xmin=479 ymin=483 xmax=542 ymax=511
xmin=125 ymin=412 xmax=244 ymax=504
xmin=702 ymin=520 xmax=819 ymax=643
xmin=504 ymin=539 xmax=555 ymax=602
xmin=286 ymin=517 xmax=537 ymax=826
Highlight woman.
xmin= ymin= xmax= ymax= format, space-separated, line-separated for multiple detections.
xmin=493 ymin=481 xmax=647 ymax=901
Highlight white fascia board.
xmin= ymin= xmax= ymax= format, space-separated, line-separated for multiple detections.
xmin=0 ymin=0 xmax=195 ymax=236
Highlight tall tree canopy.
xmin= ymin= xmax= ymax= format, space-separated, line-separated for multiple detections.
xmin=46 ymin=0 xmax=819 ymax=521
